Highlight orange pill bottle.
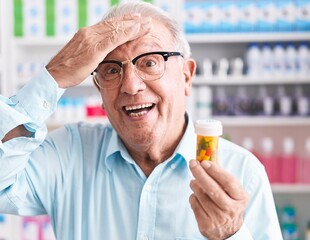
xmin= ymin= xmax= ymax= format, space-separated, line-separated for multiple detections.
xmin=195 ymin=119 xmax=223 ymax=163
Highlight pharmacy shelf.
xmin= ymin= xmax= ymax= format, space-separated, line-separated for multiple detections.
xmin=214 ymin=116 xmax=310 ymax=126
xmin=187 ymin=32 xmax=310 ymax=43
xmin=193 ymin=75 xmax=310 ymax=86
xmin=13 ymin=32 xmax=310 ymax=47
xmin=272 ymin=184 xmax=310 ymax=194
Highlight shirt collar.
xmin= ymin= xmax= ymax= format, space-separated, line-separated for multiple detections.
xmin=104 ymin=113 xmax=196 ymax=172
xmin=173 ymin=113 xmax=196 ymax=170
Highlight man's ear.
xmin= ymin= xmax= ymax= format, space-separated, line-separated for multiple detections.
xmin=183 ymin=58 xmax=196 ymax=96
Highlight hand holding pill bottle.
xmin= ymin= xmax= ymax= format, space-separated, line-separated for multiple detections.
xmin=195 ymin=119 xmax=223 ymax=163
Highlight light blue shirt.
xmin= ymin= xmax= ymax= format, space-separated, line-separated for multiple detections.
xmin=0 ymin=68 xmax=283 ymax=240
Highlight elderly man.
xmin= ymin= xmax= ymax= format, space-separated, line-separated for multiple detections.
xmin=0 ymin=2 xmax=282 ymax=240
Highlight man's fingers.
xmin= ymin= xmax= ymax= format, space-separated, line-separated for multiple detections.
xmin=190 ymin=176 xmax=232 ymax=210
xmin=189 ymin=194 xmax=210 ymax=232
xmin=190 ymin=160 xmax=247 ymax=202
xmin=190 ymin=160 xmax=230 ymax=206
xmin=200 ymin=160 xmax=248 ymax=201
xmin=95 ymin=17 xmax=152 ymax=54
xmin=94 ymin=15 xmax=152 ymax=41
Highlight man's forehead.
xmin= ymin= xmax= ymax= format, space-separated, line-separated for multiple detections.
xmin=107 ymin=29 xmax=173 ymax=58
xmin=130 ymin=35 xmax=165 ymax=51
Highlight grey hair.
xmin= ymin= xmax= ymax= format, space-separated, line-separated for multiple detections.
xmin=101 ymin=1 xmax=191 ymax=59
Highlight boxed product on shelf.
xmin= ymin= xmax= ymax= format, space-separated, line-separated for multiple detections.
xmin=183 ymin=0 xmax=310 ymax=33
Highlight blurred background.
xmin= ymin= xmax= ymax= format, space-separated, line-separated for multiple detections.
xmin=1 ymin=0 xmax=310 ymax=239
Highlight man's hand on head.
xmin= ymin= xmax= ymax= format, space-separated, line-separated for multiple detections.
xmin=46 ymin=14 xmax=152 ymax=89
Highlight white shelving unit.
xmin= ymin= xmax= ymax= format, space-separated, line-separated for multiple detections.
xmin=187 ymin=32 xmax=310 ymax=43
xmin=189 ymin=32 xmax=310 ymax=238
xmin=194 ymin=75 xmax=310 ymax=85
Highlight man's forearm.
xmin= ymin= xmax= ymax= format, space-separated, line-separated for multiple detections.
xmin=2 ymin=125 xmax=33 ymax=143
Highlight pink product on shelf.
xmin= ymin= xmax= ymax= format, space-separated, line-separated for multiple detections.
xmin=23 ymin=216 xmax=54 ymax=240
xmin=86 ymin=96 xmax=107 ymax=117
xmin=260 ymin=154 xmax=280 ymax=184
xmin=299 ymin=156 xmax=310 ymax=183
xmin=258 ymin=137 xmax=280 ymax=183
xmin=279 ymin=154 xmax=297 ymax=183
xmin=298 ymin=138 xmax=310 ymax=183
xmin=279 ymin=137 xmax=297 ymax=184
xmin=86 ymin=106 xmax=106 ymax=117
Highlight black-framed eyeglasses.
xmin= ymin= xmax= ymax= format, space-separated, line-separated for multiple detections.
xmin=92 ymin=51 xmax=183 ymax=89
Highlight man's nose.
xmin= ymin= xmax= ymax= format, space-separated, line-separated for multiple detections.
xmin=120 ymin=63 xmax=146 ymax=95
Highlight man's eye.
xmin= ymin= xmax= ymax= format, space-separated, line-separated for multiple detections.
xmin=107 ymin=67 xmax=120 ymax=74
xmin=145 ymin=60 xmax=156 ymax=67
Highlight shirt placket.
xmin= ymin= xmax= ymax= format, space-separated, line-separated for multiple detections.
xmin=136 ymin=165 xmax=163 ymax=240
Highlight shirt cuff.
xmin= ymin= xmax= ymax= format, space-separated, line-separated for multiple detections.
xmin=10 ymin=67 xmax=66 ymax=127
xmin=226 ymin=224 xmax=253 ymax=240
xmin=0 ymin=67 xmax=65 ymax=140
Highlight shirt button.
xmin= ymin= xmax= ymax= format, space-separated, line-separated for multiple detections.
xmin=145 ymin=184 xmax=152 ymax=192
xmin=43 ymin=100 xmax=50 ymax=109
xmin=170 ymin=163 xmax=176 ymax=170
xmin=141 ymin=235 xmax=148 ymax=240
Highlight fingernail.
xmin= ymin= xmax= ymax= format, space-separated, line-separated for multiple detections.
xmin=189 ymin=159 xmax=198 ymax=168
xmin=201 ymin=160 xmax=211 ymax=169
xmin=132 ymin=13 xmax=141 ymax=17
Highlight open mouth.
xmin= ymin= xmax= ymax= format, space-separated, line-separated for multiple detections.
xmin=123 ymin=103 xmax=155 ymax=117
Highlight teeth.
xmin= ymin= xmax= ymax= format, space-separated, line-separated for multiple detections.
xmin=125 ymin=103 xmax=153 ymax=111
xmin=128 ymin=110 xmax=148 ymax=117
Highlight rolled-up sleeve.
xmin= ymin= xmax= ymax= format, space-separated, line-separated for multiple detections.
xmin=0 ymin=67 xmax=65 ymax=190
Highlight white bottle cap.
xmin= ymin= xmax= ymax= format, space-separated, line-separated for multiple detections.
xmin=195 ymin=119 xmax=223 ymax=136
xmin=283 ymin=137 xmax=294 ymax=155
xmin=242 ymin=137 xmax=254 ymax=151
xmin=261 ymin=137 xmax=274 ymax=154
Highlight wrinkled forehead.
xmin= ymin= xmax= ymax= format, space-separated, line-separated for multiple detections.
xmin=105 ymin=20 xmax=175 ymax=59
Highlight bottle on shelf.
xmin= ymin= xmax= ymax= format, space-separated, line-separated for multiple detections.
xmin=261 ymin=42 xmax=273 ymax=77
xmin=229 ymin=57 xmax=244 ymax=77
xmin=245 ymin=43 xmax=261 ymax=76
xmin=202 ymin=58 xmax=213 ymax=77
xmin=241 ymin=137 xmax=259 ymax=159
xmin=284 ymin=42 xmax=297 ymax=76
xmin=212 ymin=86 xmax=231 ymax=116
xmin=279 ymin=137 xmax=297 ymax=184
xmin=274 ymin=86 xmax=292 ymax=116
xmin=259 ymin=137 xmax=279 ymax=183
xmin=292 ymin=85 xmax=309 ymax=116
xmin=298 ymin=137 xmax=310 ymax=183
xmin=297 ymin=42 xmax=310 ymax=77
xmin=281 ymin=204 xmax=299 ymax=240
xmin=273 ymin=42 xmax=286 ymax=77
xmin=253 ymin=86 xmax=274 ymax=116
xmin=215 ymin=58 xmax=229 ymax=78
xmin=196 ymin=86 xmax=212 ymax=119
xmin=233 ymin=86 xmax=252 ymax=115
